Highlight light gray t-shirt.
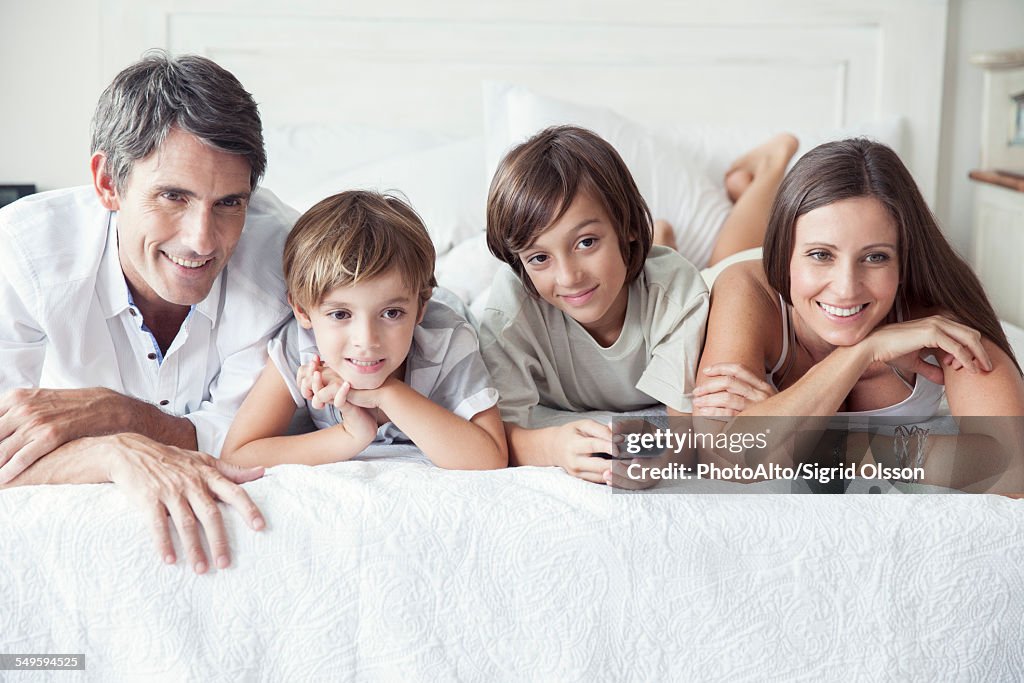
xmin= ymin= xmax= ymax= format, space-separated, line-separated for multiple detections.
xmin=478 ymin=246 xmax=709 ymax=427
xmin=269 ymin=293 xmax=498 ymax=444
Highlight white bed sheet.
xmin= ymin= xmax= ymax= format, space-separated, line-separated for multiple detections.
xmin=3 ymin=451 xmax=1023 ymax=681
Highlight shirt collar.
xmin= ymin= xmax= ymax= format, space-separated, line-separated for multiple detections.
xmin=96 ymin=212 xmax=132 ymax=320
xmin=95 ymin=211 xmax=222 ymax=325
xmin=194 ymin=265 xmax=223 ymax=325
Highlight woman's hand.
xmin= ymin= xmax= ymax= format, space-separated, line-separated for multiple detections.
xmin=693 ymin=363 xmax=777 ymax=416
xmin=863 ymin=315 xmax=992 ymax=383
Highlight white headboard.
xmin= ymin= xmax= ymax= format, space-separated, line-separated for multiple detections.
xmin=100 ymin=0 xmax=948 ymax=202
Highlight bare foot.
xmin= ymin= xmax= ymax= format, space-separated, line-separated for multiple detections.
xmin=653 ymin=219 xmax=677 ymax=249
xmin=724 ymin=169 xmax=753 ymax=202
xmin=725 ymin=132 xmax=799 ymax=199
xmin=707 ymin=133 xmax=800 ymax=266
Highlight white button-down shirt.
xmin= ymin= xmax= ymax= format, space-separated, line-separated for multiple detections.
xmin=0 ymin=186 xmax=296 ymax=455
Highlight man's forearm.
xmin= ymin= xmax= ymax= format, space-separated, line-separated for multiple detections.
xmin=126 ymin=396 xmax=198 ymax=450
xmin=86 ymin=389 xmax=198 ymax=450
xmin=0 ymin=387 xmax=199 ymax=484
xmin=0 ymin=436 xmax=112 ymax=488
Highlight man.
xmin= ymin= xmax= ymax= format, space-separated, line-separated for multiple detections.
xmin=0 ymin=52 xmax=296 ymax=573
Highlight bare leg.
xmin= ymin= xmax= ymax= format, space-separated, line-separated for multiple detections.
xmin=653 ymin=219 xmax=676 ymax=249
xmin=708 ymin=133 xmax=799 ymax=266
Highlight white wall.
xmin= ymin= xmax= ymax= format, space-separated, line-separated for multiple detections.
xmin=2 ymin=0 xmax=1021 ymax=257
xmin=938 ymin=0 xmax=1024 ymax=256
xmin=0 ymin=0 xmax=104 ymax=190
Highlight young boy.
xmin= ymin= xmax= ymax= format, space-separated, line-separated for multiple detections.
xmin=479 ymin=125 xmax=710 ymax=485
xmin=222 ymin=191 xmax=507 ymax=469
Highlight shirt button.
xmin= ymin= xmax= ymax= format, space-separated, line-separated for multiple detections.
xmin=159 ymin=400 xmax=169 ymax=406
xmin=128 ymin=308 xmax=137 ymax=317
xmin=147 ymin=352 xmax=157 ymax=360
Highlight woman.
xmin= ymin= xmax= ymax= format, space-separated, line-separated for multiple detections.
xmin=693 ymin=139 xmax=1024 ymax=493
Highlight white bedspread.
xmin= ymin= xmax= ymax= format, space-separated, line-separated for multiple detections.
xmin=3 ymin=449 xmax=1023 ymax=681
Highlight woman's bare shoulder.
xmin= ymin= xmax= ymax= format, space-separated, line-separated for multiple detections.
xmin=712 ymin=260 xmax=777 ymax=307
xmin=702 ymin=259 xmax=784 ymax=372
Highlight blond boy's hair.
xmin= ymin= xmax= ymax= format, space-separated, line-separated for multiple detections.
xmin=283 ymin=190 xmax=437 ymax=311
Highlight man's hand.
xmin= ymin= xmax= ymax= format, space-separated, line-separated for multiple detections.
xmin=0 ymin=387 xmax=129 ymax=483
xmin=102 ymin=433 xmax=266 ymax=573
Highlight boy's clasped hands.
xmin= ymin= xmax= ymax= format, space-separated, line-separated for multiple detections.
xmin=297 ymin=355 xmax=382 ymax=445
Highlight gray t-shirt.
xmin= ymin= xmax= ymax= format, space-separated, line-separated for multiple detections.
xmin=269 ymin=293 xmax=498 ymax=444
xmin=478 ymin=246 xmax=709 ymax=427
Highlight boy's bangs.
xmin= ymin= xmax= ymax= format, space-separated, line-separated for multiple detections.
xmin=511 ymin=169 xmax=590 ymax=254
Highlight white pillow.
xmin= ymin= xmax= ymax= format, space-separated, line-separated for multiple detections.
xmin=484 ymin=82 xmax=731 ymax=268
xmin=290 ymin=137 xmax=488 ymax=256
xmin=435 ymin=233 xmax=503 ymax=317
xmin=262 ymin=122 xmax=452 ymax=213
xmin=483 ymin=82 xmax=906 ymax=269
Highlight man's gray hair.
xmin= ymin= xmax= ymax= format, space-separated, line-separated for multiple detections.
xmin=91 ymin=50 xmax=266 ymax=192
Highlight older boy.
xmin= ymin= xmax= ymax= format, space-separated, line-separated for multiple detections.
xmin=480 ymin=125 xmax=710 ymax=484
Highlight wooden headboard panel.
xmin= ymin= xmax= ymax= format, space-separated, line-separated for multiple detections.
xmin=100 ymin=0 xmax=948 ymax=202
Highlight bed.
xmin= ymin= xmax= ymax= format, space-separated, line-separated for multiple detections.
xmin=5 ymin=0 xmax=1024 ymax=680
xmin=4 ymin=457 xmax=1024 ymax=680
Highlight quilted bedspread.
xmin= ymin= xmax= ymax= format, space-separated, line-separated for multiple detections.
xmin=2 ymin=447 xmax=1023 ymax=681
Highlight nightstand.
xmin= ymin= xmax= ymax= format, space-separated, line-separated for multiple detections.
xmin=970 ymin=170 xmax=1024 ymax=327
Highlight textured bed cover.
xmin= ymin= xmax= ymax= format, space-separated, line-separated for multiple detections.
xmin=2 ymin=447 xmax=1023 ymax=681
